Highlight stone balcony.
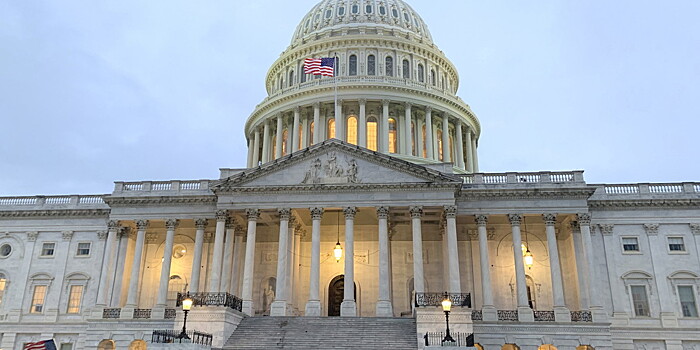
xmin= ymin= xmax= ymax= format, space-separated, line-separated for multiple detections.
xmin=111 ymin=180 xmax=214 ymax=197
xmin=590 ymin=182 xmax=700 ymax=199
xmin=0 ymin=194 xmax=109 ymax=212
xmin=459 ymin=171 xmax=586 ymax=189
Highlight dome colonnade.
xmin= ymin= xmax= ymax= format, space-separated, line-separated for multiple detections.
xmin=244 ymin=0 xmax=481 ymax=173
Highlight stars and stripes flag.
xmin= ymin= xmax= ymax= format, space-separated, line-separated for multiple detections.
xmin=303 ymin=57 xmax=335 ymax=76
xmin=23 ymin=339 xmax=57 ymax=350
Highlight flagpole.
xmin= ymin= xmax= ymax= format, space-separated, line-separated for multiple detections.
xmin=334 ymin=53 xmax=338 ymax=139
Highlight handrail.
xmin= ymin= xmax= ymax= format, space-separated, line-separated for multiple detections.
xmin=424 ymin=332 xmax=474 ymax=347
xmin=152 ymin=329 xmax=213 ymax=345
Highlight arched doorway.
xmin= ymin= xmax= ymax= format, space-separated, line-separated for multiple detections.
xmin=328 ymin=275 xmax=356 ymax=316
xmin=129 ymin=340 xmax=147 ymax=350
xmin=577 ymin=346 xmax=595 ymax=350
xmin=502 ymin=344 xmax=520 ymax=350
xmin=97 ymin=340 xmax=115 ymax=350
xmin=539 ymin=345 xmax=558 ymax=350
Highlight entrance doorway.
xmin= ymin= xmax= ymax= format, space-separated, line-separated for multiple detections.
xmin=328 ymin=275 xmax=356 ymax=316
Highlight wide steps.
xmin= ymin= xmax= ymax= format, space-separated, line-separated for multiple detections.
xmin=223 ymin=316 xmax=418 ymax=350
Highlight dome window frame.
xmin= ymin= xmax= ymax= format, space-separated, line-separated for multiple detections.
xmin=365 ymin=4 xmax=372 ymax=14
xmin=349 ymin=55 xmax=358 ymax=76
xmin=367 ymin=54 xmax=376 ymax=76
xmin=0 ymin=243 xmax=11 ymax=258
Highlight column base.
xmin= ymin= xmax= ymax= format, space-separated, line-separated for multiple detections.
xmin=340 ymin=300 xmax=357 ymax=317
xmin=151 ymin=307 xmax=166 ymax=319
xmin=517 ymin=306 xmax=534 ymax=322
xmin=120 ymin=307 xmax=135 ymax=319
xmin=270 ymin=300 xmax=288 ymax=316
xmin=482 ymin=305 xmax=498 ymax=321
xmin=661 ymin=311 xmax=679 ymax=328
xmin=591 ymin=305 xmax=609 ymax=323
xmin=305 ymin=300 xmax=321 ymax=316
xmin=91 ymin=305 xmax=106 ymax=319
xmin=375 ymin=300 xmax=394 ymax=317
xmin=554 ymin=306 xmax=571 ymax=322
xmin=242 ymin=300 xmax=254 ymax=316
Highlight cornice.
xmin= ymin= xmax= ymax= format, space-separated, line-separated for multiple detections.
xmin=458 ymin=187 xmax=595 ymax=201
xmin=0 ymin=209 xmax=110 ymax=218
xmin=104 ymin=196 xmax=217 ymax=207
xmin=224 ymin=182 xmax=460 ymax=194
xmin=588 ymin=198 xmax=700 ymax=210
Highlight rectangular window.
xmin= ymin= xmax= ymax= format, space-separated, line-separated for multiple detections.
xmin=67 ymin=285 xmax=83 ymax=313
xmin=76 ymin=242 xmax=91 ymax=256
xmin=41 ymin=242 xmax=55 ymax=256
xmin=631 ymin=285 xmax=650 ymax=317
xmin=60 ymin=344 xmax=73 ymax=350
xmin=679 ymin=286 xmax=698 ymax=317
xmin=622 ymin=237 xmax=639 ymax=252
xmin=668 ymin=237 xmax=685 ymax=252
xmin=31 ymin=285 xmax=47 ymax=313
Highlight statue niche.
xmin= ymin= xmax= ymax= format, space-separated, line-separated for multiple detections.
xmin=302 ymin=152 xmax=359 ymax=184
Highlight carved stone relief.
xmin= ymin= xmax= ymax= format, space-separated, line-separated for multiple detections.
xmin=301 ymin=152 xmax=359 ymax=184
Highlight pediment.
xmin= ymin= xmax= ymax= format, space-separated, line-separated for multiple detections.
xmin=213 ymin=139 xmax=461 ymax=192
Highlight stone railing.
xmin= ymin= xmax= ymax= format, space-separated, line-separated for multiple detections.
xmin=176 ymin=292 xmax=243 ymax=312
xmin=570 ymin=310 xmax=593 ymax=322
xmin=114 ymin=180 xmax=212 ymax=194
xmin=164 ymin=308 xmax=177 ymax=319
xmin=471 ymin=310 xmax=483 ymax=321
xmin=601 ymin=182 xmax=699 ymax=195
xmin=497 ymin=310 xmax=518 ymax=321
xmin=102 ymin=308 xmax=121 ymax=319
xmin=0 ymin=194 xmax=107 ymax=208
xmin=533 ymin=310 xmax=555 ymax=322
xmin=133 ymin=308 xmax=152 ymax=319
xmin=415 ymin=292 xmax=471 ymax=308
xmin=460 ymin=171 xmax=585 ymax=185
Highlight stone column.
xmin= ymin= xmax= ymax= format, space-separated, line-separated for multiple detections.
xmin=465 ymin=130 xmax=474 ymax=172
xmin=262 ymin=121 xmax=271 ymax=163
xmin=252 ymin=128 xmax=261 ymax=167
xmin=442 ymin=114 xmax=451 ymax=163
xmin=110 ymin=229 xmax=129 ymax=307
xmin=313 ymin=103 xmax=321 ymax=144
xmin=341 ymin=206 xmax=357 ymax=316
xmin=425 ymin=107 xmax=434 ymax=160
xmin=230 ymin=225 xmax=245 ymax=296
xmin=543 ymin=214 xmax=571 ymax=321
xmin=376 ymin=206 xmax=393 ymax=316
xmin=96 ymin=220 xmax=120 ymax=306
xmin=410 ymin=206 xmax=426 ymax=294
xmin=241 ymin=209 xmax=259 ymax=315
xmin=509 ymin=214 xmax=534 ymax=321
xmin=246 ymin=136 xmax=254 ymax=168
xmin=476 ymin=215 xmax=497 ymax=321
xmin=125 ymin=220 xmax=148 ymax=307
xmin=275 ymin=114 xmax=284 ymax=158
xmin=220 ymin=218 xmax=236 ymax=293
xmin=335 ymin=100 xmax=345 ymax=141
xmin=404 ymin=102 xmax=412 ymax=155
xmin=381 ymin=100 xmax=390 ymax=153
xmin=444 ymin=206 xmax=461 ymax=292
xmin=416 ymin=119 xmax=424 ymax=158
xmin=569 ymin=221 xmax=589 ymax=309
xmin=271 ymin=208 xmax=291 ymax=316
xmin=208 ymin=210 xmax=228 ymax=292
xmin=305 ymin=207 xmax=323 ymax=315
xmin=455 ymin=122 xmax=465 ymax=169
xmin=189 ymin=218 xmax=207 ymax=292
xmin=301 ymin=113 xmax=309 ymax=149
xmin=291 ymin=222 xmax=303 ymax=307
xmin=578 ymin=213 xmax=607 ymax=322
xmin=285 ymin=217 xmax=296 ymax=308
xmin=292 ymin=107 xmax=301 ymax=152
xmin=359 ymin=99 xmax=367 ymax=148
xmin=156 ymin=219 xmax=178 ymax=308
xmin=471 ymin=136 xmax=479 ymax=172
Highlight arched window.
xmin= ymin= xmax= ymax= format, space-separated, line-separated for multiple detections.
xmin=422 ymin=124 xmax=427 ymax=158
xmin=168 ymin=275 xmax=186 ymax=303
xmin=351 ymin=4 xmax=359 ymax=14
xmin=385 ymin=56 xmax=393 ymax=77
xmin=449 ymin=135 xmax=454 ymax=162
xmin=402 ymin=59 xmax=410 ymax=79
xmin=538 ymin=345 xmax=558 ymax=350
xmin=271 ymin=133 xmax=277 ymax=159
xmin=129 ymin=340 xmax=147 ymax=350
xmin=309 ymin=121 xmax=315 ymax=145
xmin=437 ymin=129 xmax=443 ymax=161
xmin=379 ymin=5 xmax=386 ymax=16
xmin=282 ymin=129 xmax=289 ymax=155
xmin=388 ymin=118 xmax=397 ymax=153
xmin=328 ymin=118 xmax=336 ymax=139
xmin=417 ymin=64 xmax=424 ymax=83
xmin=288 ymin=70 xmax=294 ymax=87
xmin=431 ymin=69 xmax=436 ymax=86
xmin=367 ymin=55 xmax=376 ymax=75
xmin=347 ymin=115 xmax=358 ymax=145
xmin=98 ymin=340 xmax=116 ymax=350
xmin=301 ymin=71 xmax=307 ymax=83
xmin=298 ymin=124 xmax=303 ymax=150
xmin=349 ymin=55 xmax=357 ymax=76
xmin=411 ymin=121 xmax=416 ymax=155
xmin=365 ymin=4 xmax=372 ymax=13
xmin=367 ymin=116 xmax=378 ymax=151
xmin=0 ymin=272 xmax=7 ymax=308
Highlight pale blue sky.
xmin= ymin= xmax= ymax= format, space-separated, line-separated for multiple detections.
xmin=1 ymin=1 xmax=699 ymax=196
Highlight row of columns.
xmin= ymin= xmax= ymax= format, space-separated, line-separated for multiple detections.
xmin=246 ymin=101 xmax=479 ymax=172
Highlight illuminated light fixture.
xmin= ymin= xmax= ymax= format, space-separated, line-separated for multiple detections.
xmin=333 ymin=210 xmax=342 ymax=262
xmin=523 ymin=217 xmax=534 ymax=269
xmin=521 ymin=243 xmax=527 ymax=256
xmin=181 ymin=249 xmax=187 ymax=253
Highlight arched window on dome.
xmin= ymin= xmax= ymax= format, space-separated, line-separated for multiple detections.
xmin=367 ymin=116 xmax=378 ymax=151
xmin=271 ymin=135 xmax=277 ymax=159
xmin=379 ymin=5 xmax=386 ymax=16
xmin=282 ymin=128 xmax=289 ymax=155
xmin=411 ymin=121 xmax=416 ymax=155
xmin=301 ymin=70 xmax=307 ymax=83
xmin=417 ymin=64 xmax=424 ymax=83
xmin=367 ymin=55 xmax=376 ymax=76
xmin=402 ymin=59 xmax=410 ymax=79
xmin=338 ymin=6 xmax=345 ymax=16
xmin=449 ymin=135 xmax=454 ymax=162
xmin=437 ymin=129 xmax=443 ymax=161
xmin=351 ymin=4 xmax=359 ymax=14
xmin=328 ymin=118 xmax=336 ymax=139
xmin=347 ymin=115 xmax=358 ymax=145
xmin=422 ymin=124 xmax=427 ymax=157
xmin=385 ymin=56 xmax=393 ymax=77
xmin=388 ymin=118 xmax=397 ymax=153
xmin=309 ymin=121 xmax=315 ymax=145
xmin=365 ymin=4 xmax=372 ymax=14
xmin=431 ymin=69 xmax=436 ymax=86
xmin=349 ymin=55 xmax=357 ymax=76
xmin=288 ymin=70 xmax=294 ymax=88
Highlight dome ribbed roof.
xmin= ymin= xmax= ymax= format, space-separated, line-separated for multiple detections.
xmin=291 ymin=0 xmax=432 ymax=45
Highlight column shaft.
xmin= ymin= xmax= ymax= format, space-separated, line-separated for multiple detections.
xmin=465 ymin=130 xmax=474 ymax=172
xmin=335 ymin=101 xmax=345 ymax=141
xmin=381 ymin=101 xmax=390 ymax=153
xmin=285 ymin=220 xmax=295 ymax=306
xmin=241 ymin=209 xmax=259 ymax=316
xmin=442 ymin=115 xmax=451 ymax=162
xmin=341 ymin=207 xmax=357 ymax=316
xmin=410 ymin=206 xmax=425 ymax=294
xmin=305 ymin=208 xmax=323 ymax=315
xmin=471 ymin=136 xmax=479 ymax=172
xmin=209 ymin=211 xmax=227 ymax=292
xmin=252 ymin=128 xmax=261 ymax=167
xmin=509 ymin=214 xmax=533 ymax=321
xmin=376 ymin=207 xmax=393 ymax=316
xmin=301 ymin=115 xmax=309 ymax=149
xmin=292 ymin=107 xmax=300 ymax=152
xmin=262 ymin=122 xmax=271 ymax=162
xmin=359 ymin=99 xmax=367 ymax=147
xmin=231 ymin=232 xmax=244 ymax=296
xmin=125 ymin=222 xmax=147 ymax=307
xmin=96 ymin=223 xmax=119 ymax=306
xmin=190 ymin=219 xmax=206 ymax=292
xmin=425 ymin=107 xmax=434 ymax=160
xmin=270 ymin=209 xmax=290 ymax=316
xmin=578 ymin=213 xmax=606 ymax=322
xmin=220 ymin=223 xmax=235 ymax=293
xmin=404 ymin=103 xmax=412 ymax=155
xmin=246 ymin=137 xmax=254 ymax=168
xmin=275 ymin=114 xmax=283 ymax=158
xmin=544 ymin=214 xmax=571 ymax=321
xmin=156 ymin=220 xmax=177 ymax=307
xmin=455 ymin=122 xmax=465 ymax=169
xmin=476 ymin=216 xmax=495 ymax=309
xmin=313 ymin=103 xmax=321 ymax=144
xmin=445 ymin=206 xmax=461 ymax=292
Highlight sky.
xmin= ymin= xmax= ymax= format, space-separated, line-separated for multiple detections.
xmin=1 ymin=1 xmax=699 ymax=196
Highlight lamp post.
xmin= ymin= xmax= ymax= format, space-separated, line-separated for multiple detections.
xmin=177 ymin=296 xmax=193 ymax=341
xmin=441 ymin=292 xmax=455 ymax=344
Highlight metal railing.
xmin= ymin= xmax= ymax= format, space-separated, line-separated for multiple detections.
xmin=152 ymin=329 xmax=213 ymax=345
xmin=471 ymin=309 xmax=483 ymax=321
xmin=133 ymin=308 xmax=152 ymax=319
xmin=102 ymin=308 xmax=121 ymax=319
xmin=164 ymin=308 xmax=177 ymax=319
xmin=571 ymin=310 xmax=593 ymax=322
xmin=177 ymin=292 xmax=243 ymax=312
xmin=424 ymin=332 xmax=474 ymax=347
xmin=534 ymin=310 xmax=555 ymax=322
xmin=415 ymin=292 xmax=471 ymax=308
xmin=497 ymin=310 xmax=518 ymax=321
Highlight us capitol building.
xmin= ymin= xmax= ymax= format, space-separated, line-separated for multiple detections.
xmin=1 ymin=1 xmax=699 ymax=349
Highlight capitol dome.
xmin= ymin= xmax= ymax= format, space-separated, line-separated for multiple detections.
xmin=244 ymin=0 xmax=481 ymax=173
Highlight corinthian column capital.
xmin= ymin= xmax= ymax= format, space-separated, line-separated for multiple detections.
xmin=343 ymin=206 xmax=357 ymax=219
xmin=475 ymin=214 xmax=488 ymax=226
xmin=508 ymin=214 xmax=522 ymax=226
xmin=409 ymin=206 xmax=423 ymax=218
xmin=542 ymin=213 xmax=557 ymax=226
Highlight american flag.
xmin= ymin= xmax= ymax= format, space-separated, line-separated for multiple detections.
xmin=304 ymin=57 xmax=335 ymax=76
xmin=23 ymin=340 xmax=57 ymax=350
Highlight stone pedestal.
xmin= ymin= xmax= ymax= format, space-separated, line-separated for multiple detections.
xmin=305 ymin=300 xmax=321 ymax=316
xmin=175 ymin=307 xmax=245 ymax=349
xmin=517 ymin=306 xmax=534 ymax=322
xmin=481 ymin=306 xmax=498 ymax=321
xmin=340 ymin=300 xmax=357 ymax=316
xmin=376 ymin=300 xmax=394 ymax=317
xmin=270 ymin=300 xmax=288 ymax=316
xmin=554 ymin=306 xmax=572 ymax=322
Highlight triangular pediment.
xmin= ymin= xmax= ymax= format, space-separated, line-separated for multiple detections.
xmin=213 ymin=139 xmax=461 ymax=192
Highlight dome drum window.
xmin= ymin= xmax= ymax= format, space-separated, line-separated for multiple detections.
xmin=0 ymin=244 xmax=11 ymax=258
xmin=379 ymin=6 xmax=386 ymax=16
xmin=349 ymin=55 xmax=358 ymax=76
xmin=352 ymin=4 xmax=359 ymax=14
xmin=365 ymin=5 xmax=372 ymax=14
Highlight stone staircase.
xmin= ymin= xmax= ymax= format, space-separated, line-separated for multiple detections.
xmin=223 ymin=316 xmax=418 ymax=349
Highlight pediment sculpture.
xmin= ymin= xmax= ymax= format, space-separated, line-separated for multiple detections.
xmin=301 ymin=152 xmax=359 ymax=184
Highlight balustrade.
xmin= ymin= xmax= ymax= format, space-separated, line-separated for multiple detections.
xmin=102 ymin=308 xmax=121 ymax=319
xmin=497 ymin=310 xmax=518 ymax=321
xmin=152 ymin=329 xmax=213 ymax=345
xmin=176 ymin=292 xmax=243 ymax=312
xmin=424 ymin=332 xmax=474 ymax=347
xmin=471 ymin=310 xmax=483 ymax=321
xmin=570 ymin=310 xmax=593 ymax=322
xmin=133 ymin=308 xmax=152 ymax=319
xmin=533 ymin=310 xmax=555 ymax=322
xmin=414 ymin=292 xmax=471 ymax=308
xmin=461 ymin=171 xmax=582 ymax=185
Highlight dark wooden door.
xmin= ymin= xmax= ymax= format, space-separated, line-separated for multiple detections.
xmin=328 ymin=275 xmax=345 ymax=316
